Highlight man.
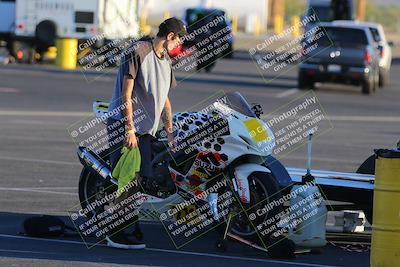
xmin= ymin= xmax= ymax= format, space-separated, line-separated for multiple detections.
xmin=105 ymin=18 xmax=186 ymax=249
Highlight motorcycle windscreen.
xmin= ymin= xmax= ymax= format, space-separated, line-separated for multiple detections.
xmin=218 ymin=92 xmax=257 ymax=118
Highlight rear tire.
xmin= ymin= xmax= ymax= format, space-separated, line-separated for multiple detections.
xmin=298 ymin=73 xmax=314 ymax=90
xmin=379 ymin=69 xmax=390 ymax=87
xmin=362 ymin=76 xmax=374 ymax=95
xmin=78 ymin=167 xmax=117 ymax=219
xmin=373 ymin=70 xmax=379 ymax=92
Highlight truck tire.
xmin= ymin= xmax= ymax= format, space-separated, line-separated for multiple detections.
xmin=374 ymin=70 xmax=379 ymax=92
xmin=298 ymin=73 xmax=314 ymax=90
xmin=379 ymin=68 xmax=390 ymax=87
xmin=362 ymin=76 xmax=373 ymax=95
xmin=35 ymin=20 xmax=57 ymax=46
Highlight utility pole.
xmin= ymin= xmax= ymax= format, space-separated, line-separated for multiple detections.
xmin=356 ymin=0 xmax=366 ymax=21
xmin=268 ymin=0 xmax=285 ymax=33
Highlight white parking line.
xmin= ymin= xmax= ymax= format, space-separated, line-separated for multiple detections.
xmin=285 ymin=155 xmax=360 ymax=164
xmin=0 ymin=156 xmax=79 ymax=166
xmin=275 ymin=88 xmax=299 ymax=98
xmin=0 ymin=187 xmax=77 ymax=196
xmin=0 ymin=186 xmax=78 ymax=190
xmin=0 ymin=234 xmax=339 ymax=267
xmin=0 ymin=248 xmax=59 ymax=255
xmin=328 ymin=116 xmax=400 ymax=122
xmin=0 ymin=87 xmax=19 ymax=93
xmin=0 ymin=110 xmax=90 ymax=117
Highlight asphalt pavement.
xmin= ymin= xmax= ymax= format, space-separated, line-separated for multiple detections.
xmin=0 ymin=51 xmax=399 ymax=266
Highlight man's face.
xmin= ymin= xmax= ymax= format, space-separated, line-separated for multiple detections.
xmin=165 ymin=32 xmax=182 ymax=53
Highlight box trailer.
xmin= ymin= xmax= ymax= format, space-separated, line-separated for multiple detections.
xmin=1 ymin=0 xmax=139 ymax=63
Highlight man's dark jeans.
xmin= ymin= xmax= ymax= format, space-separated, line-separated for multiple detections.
xmin=105 ymin=117 xmax=154 ymax=237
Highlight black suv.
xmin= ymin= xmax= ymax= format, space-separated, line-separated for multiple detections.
xmin=184 ymin=8 xmax=234 ymax=72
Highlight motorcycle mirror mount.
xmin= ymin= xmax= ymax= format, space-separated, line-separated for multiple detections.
xmin=251 ymin=103 xmax=263 ymax=118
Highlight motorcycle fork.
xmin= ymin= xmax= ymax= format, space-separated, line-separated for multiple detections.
xmin=212 ymin=167 xmax=238 ymax=249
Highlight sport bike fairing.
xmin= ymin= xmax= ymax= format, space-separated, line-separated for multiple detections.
xmin=168 ymin=100 xmax=276 ymax=200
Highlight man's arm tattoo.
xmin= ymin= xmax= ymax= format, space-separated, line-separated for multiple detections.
xmin=162 ymin=103 xmax=173 ymax=133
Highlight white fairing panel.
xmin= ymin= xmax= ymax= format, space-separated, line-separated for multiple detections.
xmin=213 ymin=101 xmax=275 ymax=157
xmin=234 ymin=163 xmax=271 ymax=204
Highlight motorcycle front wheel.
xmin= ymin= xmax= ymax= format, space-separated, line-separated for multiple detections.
xmin=226 ymin=172 xmax=284 ymax=242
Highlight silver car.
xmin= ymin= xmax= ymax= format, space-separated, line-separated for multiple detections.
xmin=332 ymin=20 xmax=393 ymax=87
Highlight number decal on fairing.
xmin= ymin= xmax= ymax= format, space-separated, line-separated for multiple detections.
xmin=168 ymin=204 xmax=200 ymax=225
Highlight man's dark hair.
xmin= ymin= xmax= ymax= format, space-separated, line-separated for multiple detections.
xmin=157 ymin=17 xmax=187 ymax=38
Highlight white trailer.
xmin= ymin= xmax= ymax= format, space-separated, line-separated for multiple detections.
xmin=1 ymin=0 xmax=139 ymax=62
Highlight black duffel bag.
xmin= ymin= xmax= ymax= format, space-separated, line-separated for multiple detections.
xmin=23 ymin=215 xmax=74 ymax=237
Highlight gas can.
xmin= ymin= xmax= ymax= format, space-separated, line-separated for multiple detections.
xmin=287 ymin=183 xmax=327 ymax=247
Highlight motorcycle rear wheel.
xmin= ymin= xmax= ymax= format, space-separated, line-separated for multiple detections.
xmin=78 ymin=167 xmax=117 ymax=219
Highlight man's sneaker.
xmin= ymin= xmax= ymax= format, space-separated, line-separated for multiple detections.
xmin=106 ymin=233 xmax=146 ymax=249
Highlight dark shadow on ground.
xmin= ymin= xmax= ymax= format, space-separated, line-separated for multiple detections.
xmin=0 ymin=212 xmax=370 ymax=267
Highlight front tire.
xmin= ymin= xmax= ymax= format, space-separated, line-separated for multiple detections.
xmin=227 ymin=172 xmax=283 ymax=242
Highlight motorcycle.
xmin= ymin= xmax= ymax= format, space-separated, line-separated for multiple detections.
xmin=76 ymin=92 xmax=293 ymax=248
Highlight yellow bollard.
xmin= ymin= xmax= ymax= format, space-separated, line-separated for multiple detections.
xmin=55 ymin=39 xmax=77 ymax=70
xmin=291 ymin=16 xmax=300 ymax=38
xmin=274 ymin=15 xmax=283 ymax=35
xmin=371 ymin=149 xmax=400 ymax=267
xmin=163 ymin=11 xmax=171 ymax=20
xmin=140 ymin=15 xmax=152 ymax=36
xmin=230 ymin=16 xmax=238 ymax=33
xmin=254 ymin=16 xmax=261 ymax=36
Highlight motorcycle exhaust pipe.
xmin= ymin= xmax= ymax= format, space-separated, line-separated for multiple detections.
xmin=77 ymin=147 xmax=118 ymax=185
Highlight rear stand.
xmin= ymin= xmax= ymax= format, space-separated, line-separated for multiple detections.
xmin=214 ymin=209 xmax=318 ymax=257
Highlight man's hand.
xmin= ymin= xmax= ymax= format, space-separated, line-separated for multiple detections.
xmin=125 ymin=132 xmax=138 ymax=149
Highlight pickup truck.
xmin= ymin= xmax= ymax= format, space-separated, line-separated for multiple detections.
xmin=298 ymin=23 xmax=380 ymax=94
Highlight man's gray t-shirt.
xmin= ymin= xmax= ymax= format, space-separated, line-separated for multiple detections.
xmin=108 ymin=41 xmax=177 ymax=136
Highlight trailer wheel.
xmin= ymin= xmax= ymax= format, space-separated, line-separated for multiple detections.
xmin=35 ymin=20 xmax=57 ymax=46
xmin=356 ymin=155 xmax=375 ymax=224
xmin=356 ymin=155 xmax=375 ymax=175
